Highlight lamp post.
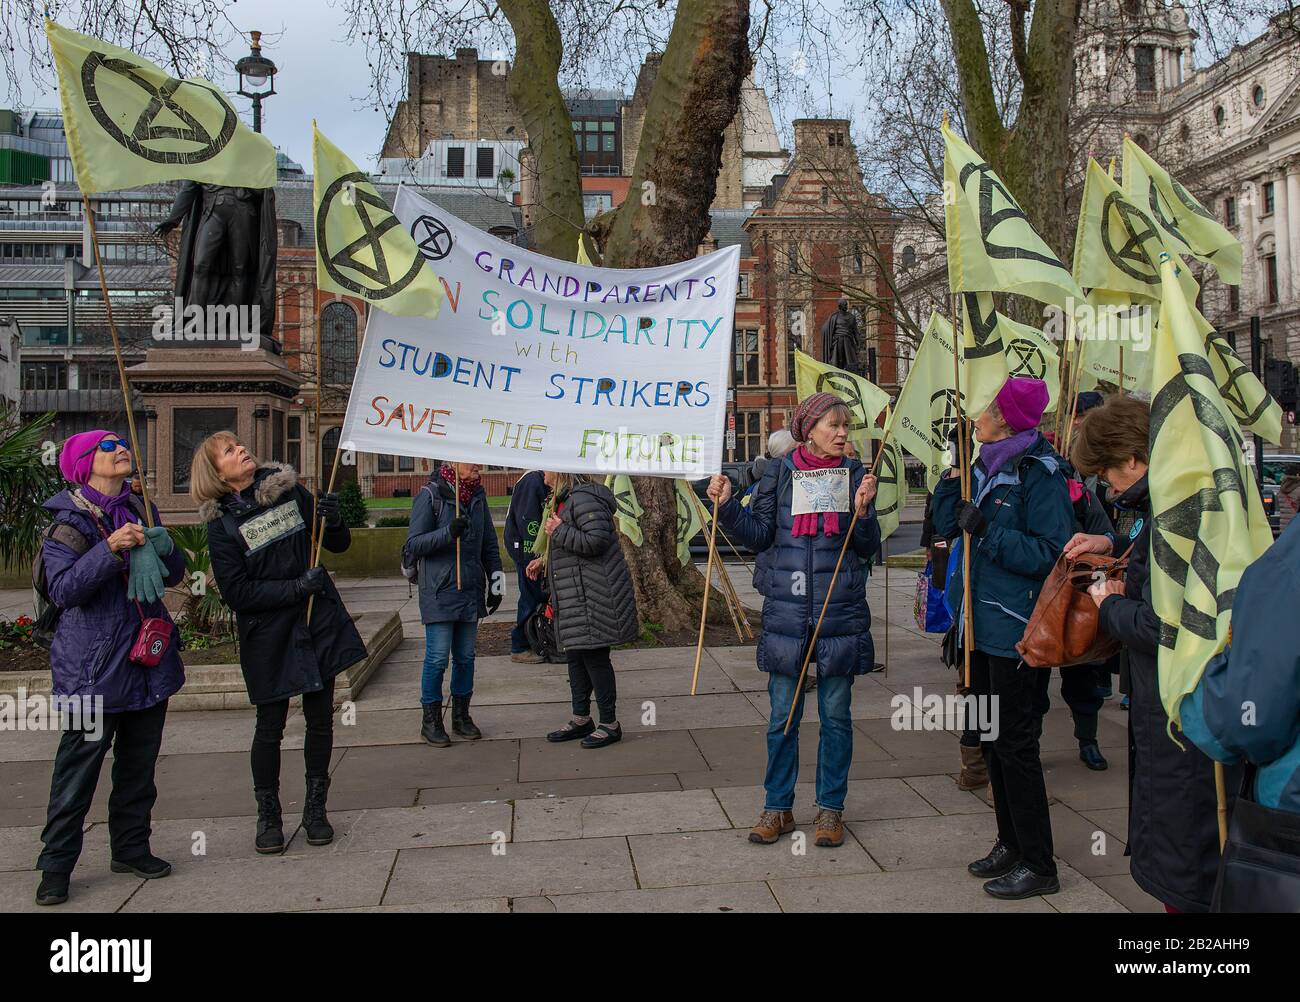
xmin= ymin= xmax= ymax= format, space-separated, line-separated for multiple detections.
xmin=235 ymin=31 xmax=277 ymax=134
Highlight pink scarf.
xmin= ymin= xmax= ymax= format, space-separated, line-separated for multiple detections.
xmin=791 ymin=446 xmax=845 ymax=538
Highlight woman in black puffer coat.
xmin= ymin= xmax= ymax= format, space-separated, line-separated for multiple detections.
xmin=527 ymin=472 xmax=638 ymax=749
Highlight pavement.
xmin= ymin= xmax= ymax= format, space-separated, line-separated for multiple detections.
xmin=0 ymin=561 xmax=1158 ymax=914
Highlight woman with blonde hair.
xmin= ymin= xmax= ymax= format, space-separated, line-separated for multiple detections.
xmin=191 ymin=433 xmax=366 ymax=854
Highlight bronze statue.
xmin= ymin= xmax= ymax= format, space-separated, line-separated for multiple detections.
xmin=155 ymin=182 xmax=278 ymax=348
xmin=820 ymin=298 xmax=861 ymax=374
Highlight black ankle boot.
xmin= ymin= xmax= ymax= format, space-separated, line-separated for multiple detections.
xmin=254 ymin=786 xmax=284 ymax=854
xmin=302 ymin=776 xmax=334 ymax=846
xmin=451 ymin=694 xmax=481 ymax=740
xmin=35 ymin=870 xmax=70 ymax=906
xmin=421 ymin=703 xmax=450 ymax=747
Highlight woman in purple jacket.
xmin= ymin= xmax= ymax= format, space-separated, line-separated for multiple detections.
xmin=33 ymin=430 xmax=186 ymax=906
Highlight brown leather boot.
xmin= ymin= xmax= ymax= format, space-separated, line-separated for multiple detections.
xmin=748 ymin=809 xmax=795 ymax=844
xmin=813 ymin=809 xmax=845 ymax=847
xmin=958 ymin=744 xmax=989 ymax=790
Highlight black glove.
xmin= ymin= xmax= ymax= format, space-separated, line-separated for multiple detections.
xmin=448 ymin=516 xmax=469 ymax=539
xmin=316 ymin=491 xmax=342 ymax=528
xmin=485 ymin=580 xmax=503 ymax=616
xmin=293 ymin=566 xmax=329 ymax=600
xmin=955 ymin=500 xmax=988 ymax=537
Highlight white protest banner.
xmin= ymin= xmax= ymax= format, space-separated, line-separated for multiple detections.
xmin=339 ymin=186 xmax=739 ymax=477
xmin=790 ymin=468 xmax=850 ymax=516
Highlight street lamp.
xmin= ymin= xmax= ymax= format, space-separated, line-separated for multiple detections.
xmin=235 ymin=31 xmax=277 ymax=134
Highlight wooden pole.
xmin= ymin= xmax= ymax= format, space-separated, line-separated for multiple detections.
xmin=311 ymin=305 xmax=324 ymax=567
xmin=883 ymin=538 xmax=889 ymax=677
xmin=1215 ymin=761 xmax=1228 ymax=851
xmin=687 ymin=489 xmax=749 ymax=643
xmin=1062 ymin=327 xmax=1088 ymax=457
xmin=691 ymin=494 xmax=722 ymax=696
xmin=305 ymin=447 xmax=343 ymax=625
xmin=82 ymin=196 xmax=154 ymax=527
xmin=951 ymin=292 xmax=973 ymax=689
xmin=454 ymin=465 xmax=462 ymax=590
xmin=1118 ymin=346 xmax=1126 ymax=398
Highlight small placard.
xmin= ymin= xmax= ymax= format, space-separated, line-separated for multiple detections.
xmin=238 ymin=500 xmax=305 ymax=553
xmin=790 ymin=467 xmax=850 ymax=516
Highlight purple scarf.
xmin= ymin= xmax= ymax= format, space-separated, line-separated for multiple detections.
xmin=80 ymin=482 xmax=140 ymax=532
xmin=978 ymin=430 xmax=1037 ymax=479
xmin=791 ymin=446 xmax=845 ymax=538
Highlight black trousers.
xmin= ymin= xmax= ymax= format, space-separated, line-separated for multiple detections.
xmin=251 ymin=677 xmax=335 ymax=789
xmin=970 ymin=650 xmax=1056 ymax=876
xmin=566 ymin=647 xmax=617 ymax=724
xmin=37 ymin=699 xmax=169 ymax=874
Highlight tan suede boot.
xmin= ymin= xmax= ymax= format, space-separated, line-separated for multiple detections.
xmin=748 ymin=809 xmax=796 ymax=844
xmin=958 ymin=744 xmax=989 ymax=790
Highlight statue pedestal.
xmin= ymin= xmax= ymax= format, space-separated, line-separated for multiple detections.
xmin=129 ymin=347 xmax=304 ymax=522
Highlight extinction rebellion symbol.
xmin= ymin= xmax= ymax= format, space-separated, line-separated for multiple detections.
xmin=1007 ymin=337 xmax=1047 ymax=379
xmin=816 ymin=371 xmax=869 ymax=433
xmin=929 ymin=388 xmax=964 ymax=452
xmin=80 ymin=51 xmax=236 ymax=164
xmin=316 ymin=172 xmax=425 ymax=300
xmin=411 ymin=215 xmax=453 ymax=261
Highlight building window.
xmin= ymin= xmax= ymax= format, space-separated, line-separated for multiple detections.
xmin=582 ymin=192 xmax=613 ymax=215
xmin=288 ymin=416 xmax=301 ymax=472
xmin=1135 ymin=46 xmax=1156 ymax=94
xmin=476 ymin=146 xmax=494 ymax=179
xmin=1266 ymin=254 xmax=1279 ymax=305
xmin=271 ymin=411 xmax=285 ymax=463
xmin=828 ymin=132 xmax=845 ymax=148
xmin=1224 ymin=196 xmax=1237 ymax=227
xmin=1253 ymin=85 xmax=1266 ymax=109
xmin=901 ymin=245 xmax=917 ymax=269
xmin=1214 ymin=105 xmax=1226 ymax=129
xmin=398 ymin=456 xmax=415 ymax=472
xmin=787 ymin=306 xmax=804 ymax=383
xmin=81 ymin=364 xmax=119 ymax=390
xmin=735 ymin=411 xmax=763 ymax=462
xmin=173 ymin=407 xmax=237 ymax=493
xmin=377 ymin=454 xmax=394 ymax=473
xmin=446 ymin=146 xmax=465 ymax=178
xmin=733 ymin=328 xmax=760 ymax=386
xmin=788 ymin=241 xmax=799 ymax=274
xmin=320 ymin=302 xmax=358 ymax=384
xmin=737 ymin=273 xmax=751 ymax=298
xmin=1229 ymin=284 xmax=1240 ymax=312
xmin=1264 ymin=182 xmax=1276 ymax=215
xmin=21 ymin=360 xmax=68 ymax=390
xmin=852 ymin=243 xmax=864 ymax=274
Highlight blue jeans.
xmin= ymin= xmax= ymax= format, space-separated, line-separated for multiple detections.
xmin=764 ymin=672 xmax=854 ymax=813
xmin=421 ymin=621 xmax=477 ymax=705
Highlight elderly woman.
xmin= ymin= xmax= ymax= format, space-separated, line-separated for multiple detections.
xmin=932 ymin=377 xmax=1073 ymax=900
xmin=34 ymin=431 xmax=186 ymax=906
xmin=708 ymin=393 xmax=880 ymax=850
xmin=192 ymin=433 xmax=366 ymax=855
xmin=1065 ymin=395 xmax=1232 ymax=912
xmin=528 ymin=471 xmax=639 ymax=749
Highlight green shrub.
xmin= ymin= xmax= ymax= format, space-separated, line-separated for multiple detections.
xmin=375 ymin=515 xmax=410 ymax=527
xmin=338 ymin=480 xmax=368 ymax=528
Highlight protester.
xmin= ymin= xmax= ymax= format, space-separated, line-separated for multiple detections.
xmin=529 ymin=472 xmax=639 ymax=748
xmin=933 ymin=377 xmax=1072 ymax=899
xmin=405 ymin=461 xmax=503 ymax=746
xmin=1066 ymin=395 xmax=1234 ymax=913
xmin=708 ymin=392 xmax=880 ymax=849
xmin=34 ymin=431 xmax=185 ymax=906
xmin=504 ymin=468 xmax=550 ymax=663
xmin=195 ymin=434 xmax=366 ymax=854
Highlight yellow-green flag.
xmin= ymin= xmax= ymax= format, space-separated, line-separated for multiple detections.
xmin=46 ymin=19 xmax=276 ymax=193
xmin=793 ymin=349 xmax=890 ymax=456
xmin=1001 ymin=318 xmax=1061 ymax=410
xmin=1124 ymin=137 xmax=1242 ymax=286
xmin=1073 ymin=158 xmax=1181 ymax=302
xmin=604 ymin=474 xmax=644 ymax=546
xmin=943 ymin=122 xmax=1083 ymax=309
xmin=313 ymin=125 xmax=443 ymax=316
xmin=1148 ymin=255 xmax=1272 ymax=730
xmin=1191 ymin=308 xmax=1283 ymax=445
xmin=872 ymin=409 xmax=906 ymax=542
xmin=1075 ymin=289 xmax=1155 ymax=395
xmin=674 ymin=479 xmax=705 ymax=565
xmin=959 ymin=291 xmax=1010 ymax=415
xmin=892 ymin=312 xmax=964 ymax=492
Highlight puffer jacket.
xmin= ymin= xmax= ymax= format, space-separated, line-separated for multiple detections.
xmin=718 ymin=454 xmax=880 ymax=679
xmin=203 ymin=463 xmax=367 ymax=705
xmin=404 ymin=476 xmax=502 ymax=623
xmin=932 ymin=432 xmax=1074 ymax=659
xmin=547 ymin=481 xmax=639 ymax=651
xmin=41 ymin=488 xmax=186 ymax=714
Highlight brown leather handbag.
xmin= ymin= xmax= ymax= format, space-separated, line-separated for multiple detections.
xmin=1016 ymin=548 xmax=1130 ymax=667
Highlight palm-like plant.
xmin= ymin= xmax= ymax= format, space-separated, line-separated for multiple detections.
xmin=0 ymin=407 xmax=62 ymax=570
xmin=168 ymin=522 xmax=234 ymax=639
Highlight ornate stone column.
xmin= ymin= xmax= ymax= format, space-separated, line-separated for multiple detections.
xmin=1274 ymin=163 xmax=1292 ymax=305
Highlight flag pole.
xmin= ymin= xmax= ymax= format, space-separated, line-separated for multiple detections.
xmin=82 ymin=195 xmax=154 ymax=527
xmin=883 ymin=537 xmax=890 ymax=677
xmin=688 ymin=490 xmax=747 ymax=643
xmin=310 ymin=310 xmax=323 ymax=565
xmin=783 ymin=430 xmax=890 ymax=735
xmin=1215 ymin=761 xmax=1228 ymax=850
xmin=691 ymin=494 xmax=722 ymax=696
xmin=951 ymin=291 xmax=974 ymax=690
xmin=455 ymin=465 xmax=462 ymax=590
xmin=305 ymin=446 xmax=343 ymax=625
xmin=1119 ymin=346 xmax=1126 ymax=398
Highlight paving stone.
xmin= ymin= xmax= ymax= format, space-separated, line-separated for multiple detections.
xmin=624 ymin=693 xmax=766 ymax=732
xmin=121 ymin=848 xmax=397 ymax=912
xmin=518 ymin=730 xmax=707 ymax=782
xmin=513 ymin=789 xmax=729 ymax=842
xmin=543 ymin=881 xmax=781 ymax=913
xmin=0 ymin=723 xmax=64 ymax=763
xmin=628 ymin=827 xmax=881 ymax=888
xmin=1089 ymin=872 xmax=1164 ymax=913
xmin=416 ymin=773 xmax=682 ymax=805
xmin=0 ymin=866 xmax=142 ymax=913
xmin=1048 ymin=803 xmax=1131 ymax=877
xmin=902 ymin=774 xmax=993 ymax=815
xmin=847 ymin=812 xmax=1000 ymax=871
xmin=685 ymin=722 xmax=895 ymax=775
xmin=1080 ymin=806 xmax=1129 ymax=842
xmin=327 ymin=801 xmax=514 ymax=852
xmin=318 ymin=898 xmax=510 ymax=913
xmin=1045 ymin=861 xmax=1129 ymax=913
xmin=711 ymin=778 xmax=938 ymax=826
xmin=0 ymin=824 xmax=47 ymax=871
xmin=383 ymin=837 xmax=636 ymax=901
xmin=140 ymin=749 xmax=344 ymax=822
xmin=1040 ymin=756 xmax=1131 ymax=812
xmin=853 ymin=715 xmax=963 ymax=760
xmin=330 ymin=740 xmax=519 ymax=793
xmin=768 ymin=866 xmax=1054 ymax=912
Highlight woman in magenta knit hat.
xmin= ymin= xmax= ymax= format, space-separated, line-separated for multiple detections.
xmin=708 ymin=392 xmax=880 ymax=850
xmin=33 ymin=431 xmax=186 ymax=906
xmin=932 ymin=377 xmax=1075 ymax=900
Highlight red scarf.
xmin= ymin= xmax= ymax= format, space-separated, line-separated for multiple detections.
xmin=790 ymin=446 xmax=845 ymax=538
xmin=439 ymin=464 xmax=480 ymax=507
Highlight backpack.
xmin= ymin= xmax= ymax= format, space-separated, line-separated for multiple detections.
xmin=400 ymin=482 xmax=443 ymax=583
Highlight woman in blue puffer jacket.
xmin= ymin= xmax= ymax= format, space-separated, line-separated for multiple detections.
xmin=34 ymin=430 xmax=186 ymax=907
xmin=709 ymin=392 xmax=879 ymax=852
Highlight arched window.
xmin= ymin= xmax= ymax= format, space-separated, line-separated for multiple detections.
xmin=320 ymin=301 xmax=358 ymax=385
xmin=1253 ymin=84 xmax=1266 ymax=109
xmin=901 ymin=245 xmax=916 ymax=269
xmin=1213 ymin=105 xmax=1226 ymax=129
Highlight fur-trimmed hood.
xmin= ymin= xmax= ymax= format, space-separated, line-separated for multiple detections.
xmin=197 ymin=462 xmax=298 ymax=523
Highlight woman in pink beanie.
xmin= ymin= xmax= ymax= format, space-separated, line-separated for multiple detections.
xmin=932 ymin=376 xmax=1075 ymax=901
